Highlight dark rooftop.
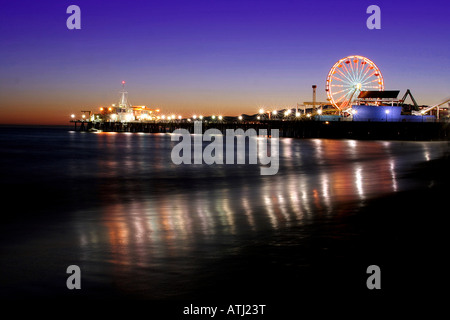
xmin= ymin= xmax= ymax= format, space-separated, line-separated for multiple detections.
xmin=358 ymin=91 xmax=400 ymax=99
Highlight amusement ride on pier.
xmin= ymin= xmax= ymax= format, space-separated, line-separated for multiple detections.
xmin=326 ymin=55 xmax=384 ymax=111
xmin=324 ymin=55 xmax=449 ymax=121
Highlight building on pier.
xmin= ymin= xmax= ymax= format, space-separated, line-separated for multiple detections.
xmin=86 ymin=81 xmax=161 ymax=123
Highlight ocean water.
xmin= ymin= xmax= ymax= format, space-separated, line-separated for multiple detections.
xmin=0 ymin=125 xmax=448 ymax=300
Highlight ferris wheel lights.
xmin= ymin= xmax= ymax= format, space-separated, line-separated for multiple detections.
xmin=326 ymin=55 xmax=384 ymax=110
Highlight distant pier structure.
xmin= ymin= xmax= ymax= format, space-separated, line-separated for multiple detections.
xmin=70 ymin=80 xmax=450 ymax=140
xmin=70 ymin=117 xmax=450 ymax=141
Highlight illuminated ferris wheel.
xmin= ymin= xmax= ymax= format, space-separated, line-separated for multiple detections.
xmin=326 ymin=55 xmax=384 ymax=110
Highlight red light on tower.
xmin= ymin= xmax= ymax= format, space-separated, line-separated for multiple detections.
xmin=122 ymin=81 xmax=126 ymax=84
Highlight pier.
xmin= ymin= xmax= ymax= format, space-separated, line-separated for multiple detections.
xmin=70 ymin=119 xmax=450 ymax=141
xmin=69 ymin=73 xmax=450 ymax=141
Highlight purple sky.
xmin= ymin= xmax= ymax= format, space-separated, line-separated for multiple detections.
xmin=0 ymin=0 xmax=449 ymax=124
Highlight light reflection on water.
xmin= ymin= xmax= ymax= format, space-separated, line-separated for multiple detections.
xmin=66 ymin=134 xmax=448 ymax=296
